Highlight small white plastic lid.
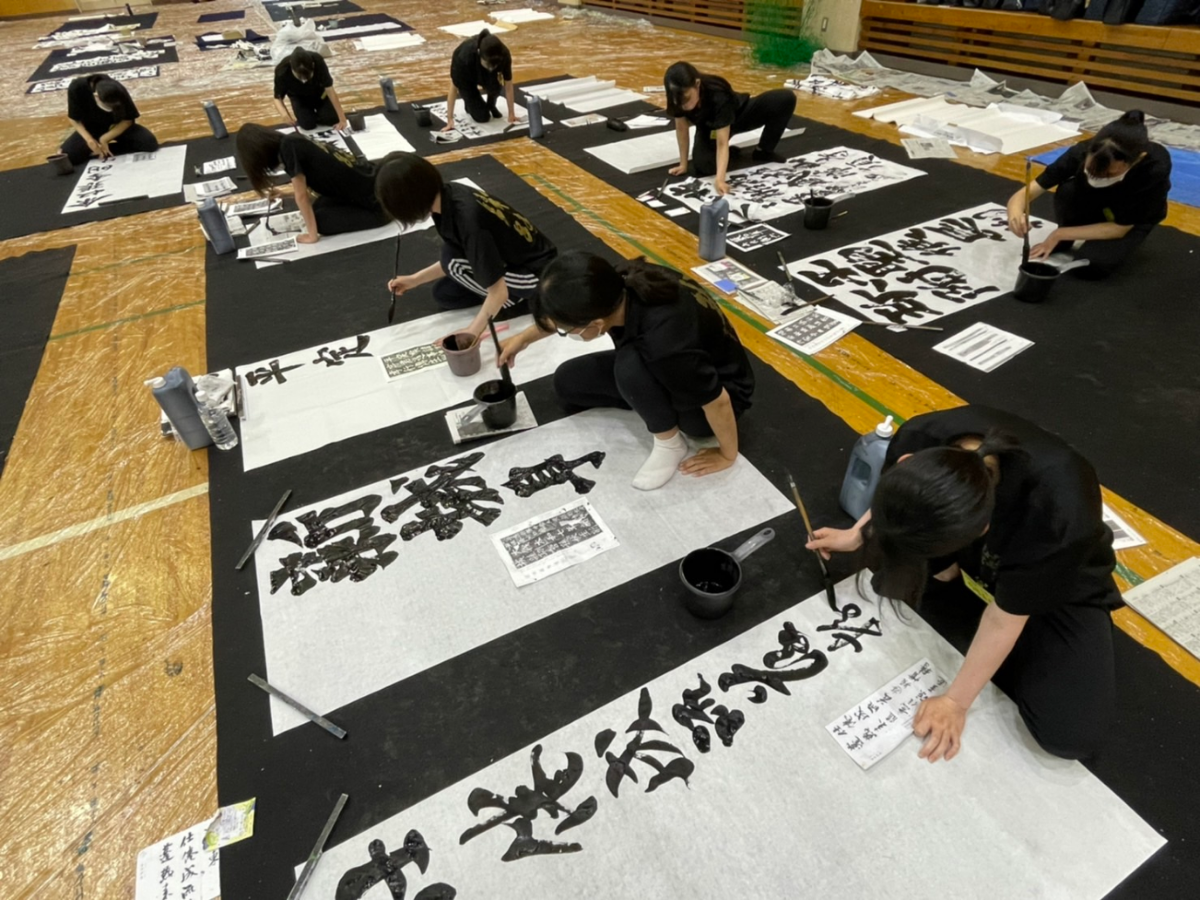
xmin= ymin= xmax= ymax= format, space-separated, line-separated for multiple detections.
xmin=875 ymin=415 xmax=895 ymax=438
xmin=145 ymin=377 xmax=165 ymax=388
xmin=195 ymin=390 xmax=209 ymax=403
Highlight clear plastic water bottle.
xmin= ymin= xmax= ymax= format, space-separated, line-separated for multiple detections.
xmin=195 ymin=391 xmax=239 ymax=450
xmin=839 ymin=415 xmax=894 ymax=519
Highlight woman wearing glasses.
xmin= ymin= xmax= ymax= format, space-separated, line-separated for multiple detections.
xmin=497 ymin=251 xmax=754 ymax=491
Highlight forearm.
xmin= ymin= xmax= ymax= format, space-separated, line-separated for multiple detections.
xmin=467 ymin=279 xmax=510 ymax=334
xmin=1053 ymin=222 xmax=1134 ymax=242
xmin=327 ymin=88 xmax=347 ymax=120
xmin=70 ymin=119 xmax=93 ymax=141
xmin=675 ymin=122 xmax=689 ymax=165
xmin=292 ymin=180 xmax=318 ymax=235
xmin=100 ymin=120 xmax=133 ymax=143
xmin=274 ymin=99 xmax=293 ymax=123
xmin=505 ymin=82 xmax=515 ymax=113
xmin=446 ymin=83 xmax=458 ymax=116
xmin=413 ymin=260 xmax=446 ymax=284
xmin=701 ymin=390 xmax=738 ymax=460
xmin=946 ymin=603 xmax=1028 ymax=709
xmin=715 ymin=130 xmax=731 ymax=180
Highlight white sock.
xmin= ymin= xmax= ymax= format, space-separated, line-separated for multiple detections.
xmin=632 ymin=432 xmax=688 ymax=491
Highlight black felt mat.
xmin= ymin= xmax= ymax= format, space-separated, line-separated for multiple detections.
xmin=204 ymin=156 xmax=1200 ymax=900
xmin=0 ymin=246 xmax=77 ymax=480
xmin=264 ymin=0 xmax=363 ymax=22
xmin=29 ymin=36 xmax=178 ymax=82
xmin=549 ymin=116 xmax=1200 ymax=541
xmin=49 ymin=13 xmax=158 ymax=35
xmin=313 ymin=12 xmax=407 ymax=37
xmin=0 ymin=134 xmax=245 ymax=244
xmin=198 ymin=10 xmax=246 ymax=24
xmin=206 ymin=162 xmax=860 ymax=899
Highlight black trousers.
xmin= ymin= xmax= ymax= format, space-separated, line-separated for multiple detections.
xmin=554 ymin=347 xmax=745 ymax=436
xmin=1052 ymin=178 xmax=1152 ymax=279
xmin=691 ymin=89 xmax=798 ymax=177
xmin=312 ymin=196 xmax=389 ymax=236
xmin=432 ymin=240 xmax=540 ymax=311
xmin=917 ymin=578 xmax=1117 ymax=760
xmin=294 ymin=96 xmax=339 ymax=131
xmin=456 ymin=81 xmax=501 ymax=124
xmin=60 ymin=123 xmax=159 ymax=166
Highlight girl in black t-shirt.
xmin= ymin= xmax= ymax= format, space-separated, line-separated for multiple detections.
xmin=376 ymin=152 xmax=555 ymax=339
xmin=60 ymin=74 xmax=159 ymax=166
xmin=498 ymin=252 xmax=755 ymax=491
xmin=272 ymin=48 xmax=348 ymax=133
xmin=443 ymin=30 xmax=517 ymax=131
xmin=1006 ymin=110 xmax=1171 ymax=279
xmin=664 ymin=61 xmax=798 ymax=195
xmin=236 ymin=124 xmax=387 ymax=242
xmin=808 ymin=406 xmax=1121 ymax=763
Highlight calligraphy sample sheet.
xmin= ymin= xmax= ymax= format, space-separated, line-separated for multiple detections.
xmin=134 ymin=819 xmax=220 ymax=900
xmin=62 ymin=145 xmax=187 ymax=213
xmin=1124 ymin=558 xmax=1200 ymax=663
xmin=236 ymin=308 xmax=605 ymax=471
xmin=250 ymin=409 xmax=792 ymax=733
xmin=786 ymin=203 xmax=1052 ymax=326
xmin=300 ymin=579 xmax=1164 ymax=899
xmin=492 ymin=498 xmax=619 ymax=587
xmin=932 ymin=322 xmax=1033 ymax=372
xmin=767 ymin=305 xmax=861 ymax=356
xmin=826 ymin=657 xmax=947 ymax=769
xmin=659 ymin=146 xmax=924 ymax=224
xmin=1101 ymin=503 xmax=1147 ymax=551
xmin=426 ymin=97 xmax=544 ymax=139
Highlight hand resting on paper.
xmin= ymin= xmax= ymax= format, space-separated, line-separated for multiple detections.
xmin=678 ymin=447 xmax=735 ymax=477
xmin=714 ymin=176 xmax=730 ymax=196
xmin=296 ymin=233 xmax=319 ymax=245
xmin=805 ymin=526 xmax=864 ymax=560
xmin=913 ymin=694 xmax=967 ymax=762
xmin=1028 ymin=232 xmax=1061 ymax=261
xmin=669 ymin=163 xmax=687 ymax=177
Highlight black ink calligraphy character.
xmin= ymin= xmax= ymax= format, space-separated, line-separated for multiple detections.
xmin=158 ymin=844 xmax=173 ymax=864
xmin=314 ymin=334 xmax=373 ymax=367
xmin=459 ymin=744 xmax=597 ymax=861
xmin=926 ymin=216 xmax=1006 ymax=245
xmin=244 ymin=359 xmax=304 ymax=387
xmin=598 ymin=688 xmax=694 ymax=796
xmin=818 ymin=603 xmax=883 ymax=653
xmin=796 ymin=257 xmax=861 ymax=288
xmin=160 ymin=866 xmax=174 ymax=883
xmin=848 ymin=282 xmax=935 ymax=326
xmin=717 ymin=621 xmax=828 ymax=699
xmin=501 ymin=452 xmax=606 ymax=498
xmin=839 ymin=243 xmax=909 ymax=279
xmin=268 ymin=520 xmax=302 ymax=546
xmin=296 ymin=495 xmax=383 ymax=548
xmin=896 ymin=265 xmax=998 ymax=303
xmin=895 ymin=228 xmax=960 ymax=258
xmin=382 ymin=453 xmax=503 ymax=541
xmin=335 ymin=831 xmax=457 ymax=900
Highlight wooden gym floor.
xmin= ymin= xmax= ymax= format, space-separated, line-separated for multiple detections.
xmin=0 ymin=2 xmax=1197 ymax=897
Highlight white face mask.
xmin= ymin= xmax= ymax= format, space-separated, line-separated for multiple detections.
xmin=1086 ymin=172 xmax=1126 ymax=189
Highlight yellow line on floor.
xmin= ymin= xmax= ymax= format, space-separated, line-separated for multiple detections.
xmin=0 ymin=483 xmax=209 ymax=562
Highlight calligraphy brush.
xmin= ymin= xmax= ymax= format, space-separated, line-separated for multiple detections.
xmin=785 ymin=469 xmax=839 ymax=611
xmin=655 ymin=174 xmax=670 ymax=201
xmin=777 ymin=249 xmax=801 ymax=298
xmin=387 ymin=230 xmax=401 ymax=325
xmin=855 ymin=320 xmax=944 ymax=333
xmin=1022 ymin=156 xmax=1032 ymax=267
xmin=486 ymin=316 xmax=514 ymax=390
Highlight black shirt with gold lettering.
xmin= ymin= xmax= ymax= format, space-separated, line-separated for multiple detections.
xmin=433 ymin=183 xmax=556 ymax=285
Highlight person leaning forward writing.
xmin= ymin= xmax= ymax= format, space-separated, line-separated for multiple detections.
xmin=808 ymin=405 xmax=1121 ymax=763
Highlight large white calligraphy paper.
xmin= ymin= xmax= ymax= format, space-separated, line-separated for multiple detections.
xmin=786 ymin=202 xmax=1052 ymax=326
xmin=62 ymin=145 xmax=187 ymax=214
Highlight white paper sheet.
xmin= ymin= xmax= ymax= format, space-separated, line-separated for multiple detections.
xmin=492 ymin=497 xmax=619 ymax=587
xmin=134 ymin=819 xmax=220 ymax=900
xmin=184 ymin=176 xmax=237 ymax=202
xmin=427 ymin=97 xmax=545 ymax=138
xmin=446 ymin=391 xmax=538 ymax=444
xmin=1102 ymin=503 xmax=1147 ymax=551
xmin=547 ymin=86 xmax=648 ymax=113
xmin=901 ymin=137 xmax=956 ymax=160
xmin=691 ymin=258 xmax=769 ymax=295
xmin=1124 ymin=558 xmax=1200 ymax=662
xmin=237 ymin=236 xmax=297 ymax=260
xmin=661 ymin=146 xmax=923 ymax=225
xmin=624 ymin=115 xmax=668 ymax=129
xmin=767 ymin=305 xmax=861 ymax=355
xmin=353 ymin=32 xmax=426 ymax=51
xmin=489 ymin=8 xmax=555 ymax=23
xmin=827 ymin=657 xmax=947 ymax=769
xmin=933 ymin=322 xmax=1033 ymax=372
xmin=301 ymin=578 xmax=1165 ymax=899
xmin=62 ymin=145 xmax=187 ymax=213
xmin=585 ymin=126 xmax=806 ymax=176
xmin=251 ymin=409 xmax=793 ymax=732
xmin=786 ymin=203 xmax=1053 ymax=326
xmin=438 ymin=19 xmax=497 ymax=37
xmin=236 ymin=307 xmax=603 ymax=470
xmin=349 ymin=113 xmax=416 ymax=159
xmin=562 ymin=113 xmax=608 ymax=128
xmin=525 ymin=76 xmax=605 ymax=101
